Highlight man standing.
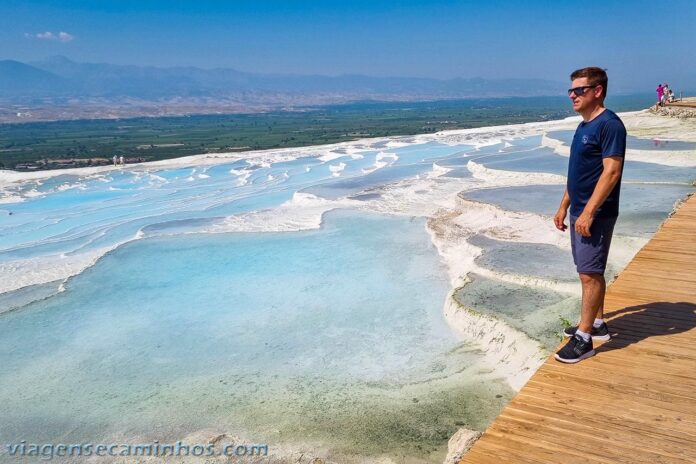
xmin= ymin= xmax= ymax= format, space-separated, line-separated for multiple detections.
xmin=554 ymin=67 xmax=626 ymax=363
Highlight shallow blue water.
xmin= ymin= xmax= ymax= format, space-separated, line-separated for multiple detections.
xmin=465 ymin=183 xmax=692 ymax=237
xmin=0 ymin=210 xmax=490 ymax=452
xmin=471 ymin=146 xmax=696 ymax=184
xmin=547 ymin=130 xmax=696 ymax=150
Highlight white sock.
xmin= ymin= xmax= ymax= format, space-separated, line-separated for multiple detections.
xmin=593 ymin=318 xmax=604 ymax=328
xmin=575 ymin=329 xmax=591 ymax=342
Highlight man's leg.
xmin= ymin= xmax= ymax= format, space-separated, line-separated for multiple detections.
xmin=577 ymin=273 xmax=606 ymax=334
xmin=570 ymin=215 xmax=615 ymax=328
xmin=556 ymin=217 xmax=613 ymax=362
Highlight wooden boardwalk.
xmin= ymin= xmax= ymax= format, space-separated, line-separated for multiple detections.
xmin=460 ymin=194 xmax=696 ymax=464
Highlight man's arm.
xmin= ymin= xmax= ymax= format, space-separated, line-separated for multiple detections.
xmin=574 ymin=156 xmax=624 ymax=237
xmin=554 ymin=188 xmax=571 ymax=231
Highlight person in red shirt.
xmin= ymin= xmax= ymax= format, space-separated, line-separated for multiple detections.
xmin=656 ymin=84 xmax=664 ymax=109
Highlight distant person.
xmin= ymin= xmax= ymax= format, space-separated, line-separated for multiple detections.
xmin=662 ymin=83 xmax=670 ymax=106
xmin=667 ymin=88 xmax=675 ymax=103
xmin=554 ymin=67 xmax=626 ymax=363
xmin=656 ymin=84 xmax=664 ymax=109
xmin=119 ymin=155 xmax=125 ymax=165
xmin=112 ymin=155 xmax=118 ymax=166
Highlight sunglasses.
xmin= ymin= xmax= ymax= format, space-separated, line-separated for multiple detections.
xmin=567 ymin=85 xmax=597 ymax=97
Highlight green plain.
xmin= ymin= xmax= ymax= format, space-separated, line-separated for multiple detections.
xmin=0 ymin=95 xmax=651 ymax=169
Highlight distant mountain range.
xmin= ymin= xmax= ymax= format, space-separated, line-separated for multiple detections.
xmin=1 ymin=56 xmax=567 ymax=101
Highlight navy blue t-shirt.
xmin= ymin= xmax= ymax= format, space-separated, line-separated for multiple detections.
xmin=567 ymin=109 xmax=626 ymax=218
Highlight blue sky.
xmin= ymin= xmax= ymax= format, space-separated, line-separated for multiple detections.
xmin=1 ymin=0 xmax=695 ymax=89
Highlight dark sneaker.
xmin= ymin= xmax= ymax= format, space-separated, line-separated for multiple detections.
xmin=554 ymin=334 xmax=595 ymax=363
xmin=562 ymin=322 xmax=611 ymax=341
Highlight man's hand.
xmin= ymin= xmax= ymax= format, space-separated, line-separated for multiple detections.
xmin=576 ymin=156 xmax=622 ymax=237
xmin=554 ymin=208 xmax=568 ymax=232
xmin=575 ymin=210 xmax=594 ymax=237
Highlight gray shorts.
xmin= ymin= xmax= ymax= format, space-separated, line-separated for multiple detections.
xmin=569 ymin=215 xmax=617 ymax=275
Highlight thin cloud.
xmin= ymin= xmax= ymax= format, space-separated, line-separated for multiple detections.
xmin=25 ymin=31 xmax=74 ymax=43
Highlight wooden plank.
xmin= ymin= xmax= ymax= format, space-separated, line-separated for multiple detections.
xmin=517 ymin=385 xmax=696 ymax=432
xmin=460 ymin=434 xmax=558 ymax=464
xmin=530 ymin=367 xmax=696 ymax=402
xmin=523 ymin=378 xmax=696 ymax=418
xmin=541 ymin=353 xmax=696 ymax=388
xmin=497 ymin=407 xmax=695 ymax=459
xmin=616 ymin=270 xmax=696 ymax=284
xmin=605 ymin=286 xmax=695 ymax=300
xmin=604 ymin=308 xmax=696 ymax=326
xmin=485 ymin=423 xmax=618 ymax=464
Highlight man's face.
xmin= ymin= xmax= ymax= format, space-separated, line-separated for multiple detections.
xmin=569 ymin=77 xmax=602 ymax=113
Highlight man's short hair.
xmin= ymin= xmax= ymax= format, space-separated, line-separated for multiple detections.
xmin=570 ymin=67 xmax=608 ymax=99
